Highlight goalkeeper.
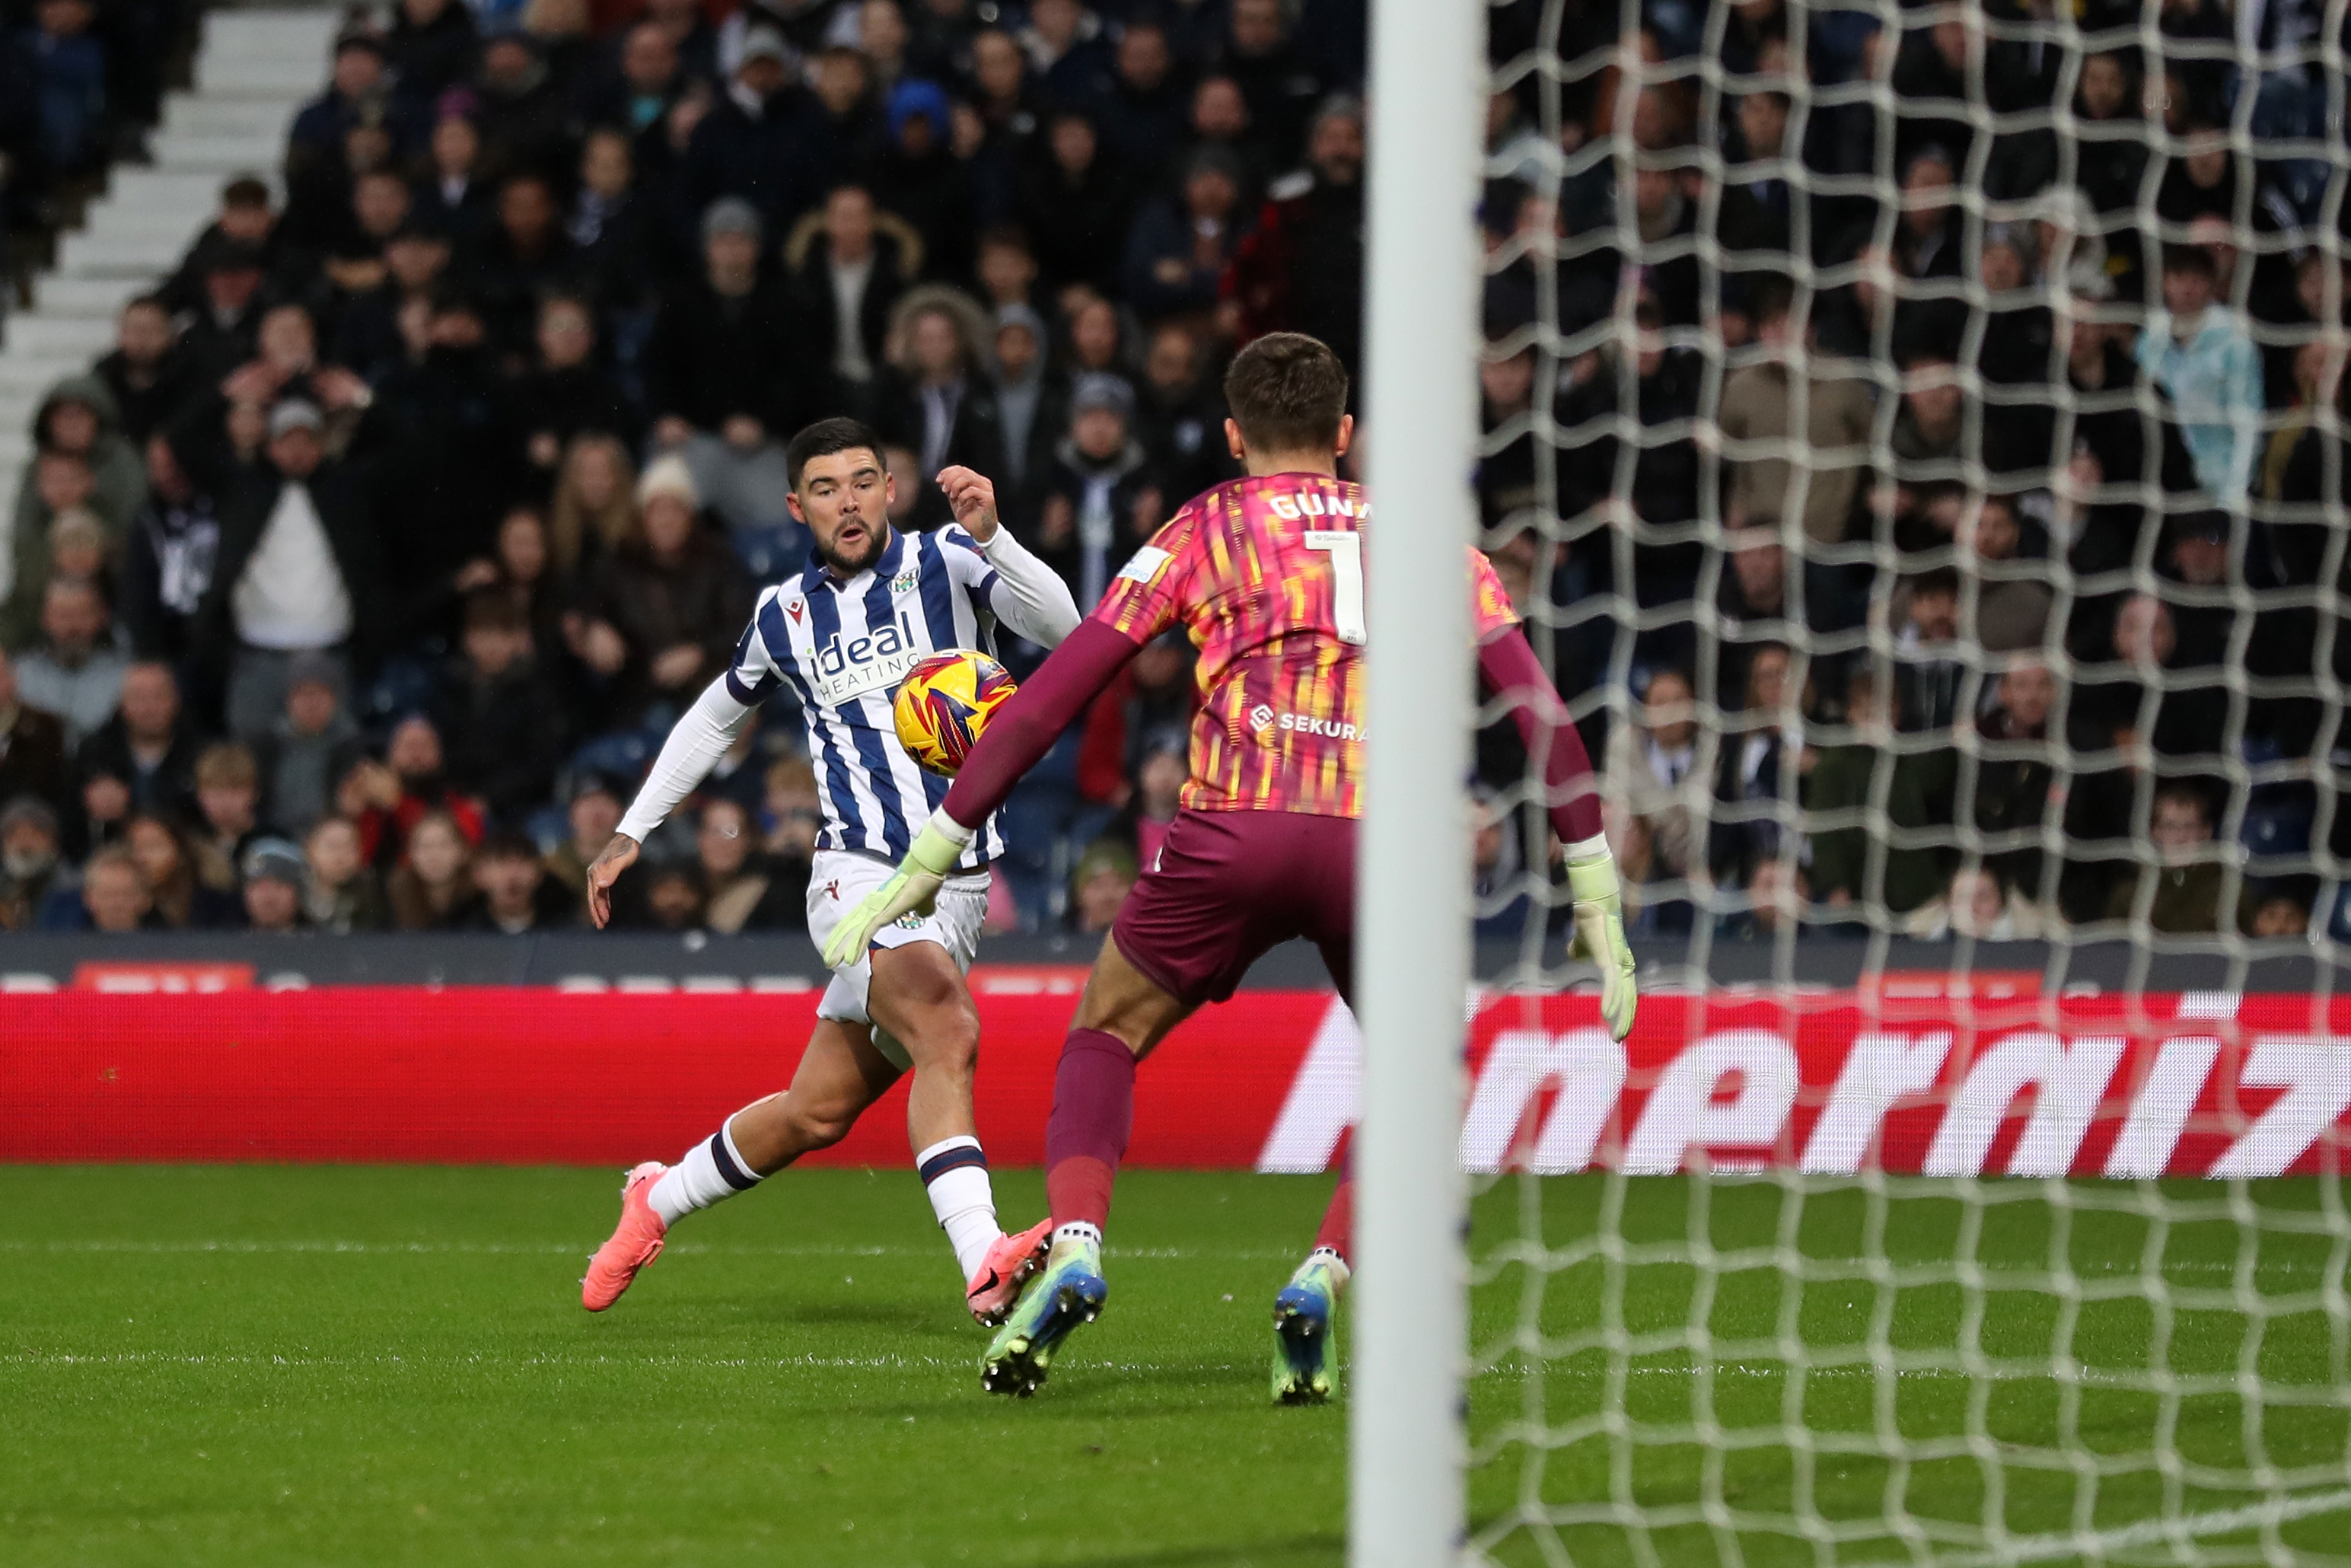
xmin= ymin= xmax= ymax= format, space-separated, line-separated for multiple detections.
xmin=826 ymin=333 xmax=1633 ymax=1402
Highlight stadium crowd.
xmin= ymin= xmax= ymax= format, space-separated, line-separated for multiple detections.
xmin=0 ymin=0 xmax=2343 ymax=945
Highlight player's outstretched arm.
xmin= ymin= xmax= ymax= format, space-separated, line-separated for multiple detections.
xmin=588 ymin=674 xmax=758 ymax=927
xmin=1476 ymin=629 xmax=1637 ymax=1041
xmin=821 ymin=621 xmax=1144 ymax=967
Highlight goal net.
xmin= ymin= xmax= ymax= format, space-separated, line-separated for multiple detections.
xmin=1454 ymin=1 xmax=2351 ymax=1561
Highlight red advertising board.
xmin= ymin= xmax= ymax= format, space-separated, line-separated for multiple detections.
xmin=2 ymin=986 xmax=2345 ymax=1176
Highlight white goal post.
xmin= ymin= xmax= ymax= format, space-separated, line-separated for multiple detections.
xmin=1353 ymin=0 xmax=1486 ymax=1563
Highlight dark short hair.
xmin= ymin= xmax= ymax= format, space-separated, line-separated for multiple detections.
xmin=1747 ymin=272 xmax=1795 ymax=325
xmin=221 ymin=175 xmax=271 ymax=210
xmin=1907 ymin=566 xmax=1963 ymax=601
xmin=477 ymin=827 xmax=540 ymax=863
xmin=2162 ymin=242 xmax=2217 ymax=280
xmin=2152 ymin=779 xmax=2212 ymax=821
xmin=1224 ymin=332 xmax=1349 ymax=454
xmin=785 ymin=417 xmax=888 ymax=488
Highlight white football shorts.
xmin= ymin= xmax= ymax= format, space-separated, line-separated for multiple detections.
xmin=804 ymin=847 xmax=989 ymax=1069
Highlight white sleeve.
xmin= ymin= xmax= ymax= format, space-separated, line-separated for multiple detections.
xmin=971 ymin=524 xmax=1082 ymax=648
xmin=616 ymin=676 xmax=759 ymax=842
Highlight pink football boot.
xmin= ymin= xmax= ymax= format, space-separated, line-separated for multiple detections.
xmin=967 ymin=1217 xmax=1054 ymax=1325
xmin=582 ymin=1162 xmax=667 ymax=1311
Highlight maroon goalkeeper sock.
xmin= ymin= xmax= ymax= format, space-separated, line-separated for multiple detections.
xmin=1313 ymin=1148 xmax=1352 ymax=1264
xmin=1044 ymin=1028 xmax=1136 ymax=1234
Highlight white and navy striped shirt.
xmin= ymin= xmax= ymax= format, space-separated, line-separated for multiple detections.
xmin=607 ymin=520 xmax=1080 ymax=872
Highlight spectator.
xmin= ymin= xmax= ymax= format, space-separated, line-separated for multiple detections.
xmin=574 ymin=456 xmax=754 ymax=719
xmin=2136 ymin=243 xmax=2263 ymax=504
xmin=565 ymin=126 xmax=650 ymax=307
xmin=1906 ymin=865 xmax=2042 ymax=941
xmin=0 ymin=795 xmax=71 ymax=929
xmin=511 ymin=294 xmax=636 ymax=473
xmin=1954 ymin=492 xmax=2054 ymax=655
xmin=787 ymin=183 xmax=915 ymax=420
xmin=1097 ymin=18 xmax=1187 ymax=177
xmin=1126 ymin=737 xmax=1185 ymax=871
xmin=438 ymin=592 xmax=569 ymax=824
xmin=1717 ymin=274 xmax=1873 ymax=566
xmin=644 ymin=197 xmax=802 ymax=532
xmin=123 ymin=810 xmax=235 ymax=929
xmin=1709 ymin=641 xmax=1798 ymax=889
xmin=1037 ymin=374 xmax=1152 ymax=610
xmin=694 ymin=796 xmax=798 ymax=932
xmin=1069 ymin=837 xmax=1139 ymax=934
xmin=871 ymin=77 xmax=974 ymax=282
xmin=1017 ymin=107 xmax=1134 ymax=295
xmin=988 ymin=302 xmax=1065 ymax=517
xmin=237 ymin=837 xmax=310 ymax=933
xmin=258 ymin=652 xmax=361 ymax=840
xmin=1715 ymin=523 xmax=1794 ymax=712
xmin=14 ymin=578 xmax=129 ymax=749
xmin=69 ymin=846 xmax=155 ymax=934
xmin=303 ymin=814 xmax=387 ymax=932
xmin=1888 ymin=145 xmax=1963 ymax=282
xmin=1132 ymin=322 xmax=1234 ymax=505
xmin=189 ymin=740 xmax=263 ymax=897
xmin=5 ymin=374 xmax=147 ymax=644
xmin=1219 ymin=0 xmax=1324 ymax=156
xmin=94 ymin=296 xmax=193 ymax=446
xmin=0 ymin=646 xmax=69 ymax=808
xmin=451 ymin=827 xmax=573 ymax=932
xmin=1123 ymin=146 xmax=1247 ymax=322
xmin=334 ymin=215 xmax=454 ymax=378
xmin=72 ymin=659 xmax=197 ymax=849
xmin=466 ymin=173 xmax=581 ymax=358
xmin=1604 ymin=666 xmax=1705 ymax=921
xmin=195 ymin=400 xmax=384 ymax=741
xmin=2054 ymin=264 xmax=2200 ymax=579
xmin=117 ymin=434 xmax=220 ymax=665
xmin=415 ymin=113 xmax=492 ymax=242
xmin=8 ymin=0 xmax=110 ymax=189
xmin=1891 ymin=568 xmax=1964 ymax=733
xmin=388 ymin=808 xmax=476 ymax=929
xmin=543 ymin=772 xmax=623 ymax=898
xmin=878 ymin=286 xmax=1004 ymax=527
xmin=677 ymin=29 xmax=804 ymax=234
xmin=1228 ymin=94 xmax=1365 ymax=374
xmin=288 ymin=32 xmax=394 ymax=179
xmin=2105 ymin=782 xmax=2225 ymax=933
xmin=549 ymin=432 xmax=636 ymax=575
xmin=177 ymin=236 xmax=274 ymax=383
xmin=339 ymin=712 xmax=486 ymax=867
xmin=387 ymin=0 xmax=479 ymax=113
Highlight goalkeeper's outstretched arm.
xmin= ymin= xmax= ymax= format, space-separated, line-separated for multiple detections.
xmin=1477 ymin=628 xmax=1636 ymax=1039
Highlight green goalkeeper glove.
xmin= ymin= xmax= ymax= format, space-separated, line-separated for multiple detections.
xmin=821 ymin=815 xmax=972 ymax=970
xmin=1564 ymin=835 xmax=1637 ymax=1041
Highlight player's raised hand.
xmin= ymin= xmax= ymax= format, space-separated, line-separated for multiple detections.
xmin=936 ymin=465 xmax=1000 ymax=542
xmin=585 ymin=833 xmax=640 ymax=930
xmin=1564 ymin=841 xmax=1638 ymax=1041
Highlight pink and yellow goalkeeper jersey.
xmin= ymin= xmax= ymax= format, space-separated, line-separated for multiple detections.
xmin=1092 ymin=473 xmax=1520 ymax=819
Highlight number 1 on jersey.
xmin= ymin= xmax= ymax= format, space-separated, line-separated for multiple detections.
xmin=1304 ymin=529 xmax=1366 ymax=645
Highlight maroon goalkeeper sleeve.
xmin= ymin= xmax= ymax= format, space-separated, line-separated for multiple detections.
xmin=941 ymin=620 xmax=1145 ymax=830
xmin=1477 ymin=629 xmax=1604 ymax=846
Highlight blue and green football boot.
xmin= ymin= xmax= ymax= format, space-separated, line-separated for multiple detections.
xmin=981 ymin=1233 xmax=1107 ymax=1397
xmin=1270 ymin=1250 xmax=1346 ymax=1404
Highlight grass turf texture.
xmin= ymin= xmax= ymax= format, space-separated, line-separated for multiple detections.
xmin=5 ymin=1168 xmax=2346 ymax=1566
xmin=1470 ymin=1171 xmax=2351 ymax=1566
xmin=0 ymin=1167 xmax=1346 ymax=1568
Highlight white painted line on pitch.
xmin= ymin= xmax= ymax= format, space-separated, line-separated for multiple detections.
xmin=1913 ymin=1486 xmax=2351 ymax=1566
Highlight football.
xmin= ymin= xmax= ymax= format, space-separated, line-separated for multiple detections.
xmin=893 ymin=649 xmax=1018 ymax=776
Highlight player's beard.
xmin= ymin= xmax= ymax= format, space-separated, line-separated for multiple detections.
xmin=815 ymin=515 xmax=889 ymax=578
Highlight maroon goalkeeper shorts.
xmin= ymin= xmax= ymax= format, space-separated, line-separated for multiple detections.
xmin=1109 ymin=808 xmax=1355 ymax=1007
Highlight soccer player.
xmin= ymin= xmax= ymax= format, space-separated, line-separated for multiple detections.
xmin=824 ymin=334 xmax=1636 ymax=1400
xmin=580 ymin=418 xmax=1082 ymax=1325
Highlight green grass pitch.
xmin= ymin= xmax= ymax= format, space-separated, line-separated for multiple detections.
xmin=4 ymin=1166 xmax=2346 ymax=1566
